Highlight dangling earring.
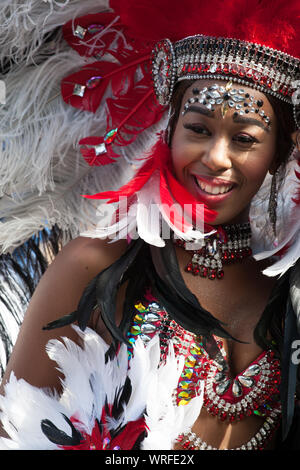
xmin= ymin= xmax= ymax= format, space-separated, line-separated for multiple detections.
xmin=268 ymin=168 xmax=279 ymax=237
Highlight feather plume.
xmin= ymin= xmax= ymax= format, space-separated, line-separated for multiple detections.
xmin=0 ymin=327 xmax=200 ymax=450
xmin=61 ymin=51 xmax=151 ymax=113
xmin=0 ymin=0 xmax=111 ymax=65
xmin=111 ymin=0 xmax=300 ymax=57
xmin=62 ymin=12 xmax=123 ymax=58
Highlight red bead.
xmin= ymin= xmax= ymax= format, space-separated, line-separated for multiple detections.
xmin=185 ymin=263 xmax=193 ymax=272
xmin=230 ymin=64 xmax=238 ymax=75
xmin=217 ymin=270 xmax=224 ymax=279
xmin=238 ymin=66 xmax=245 ymax=77
xmin=223 ymin=63 xmax=229 ymax=74
xmin=209 ymin=269 xmax=216 ymax=280
xmin=201 ymin=267 xmax=208 ymax=277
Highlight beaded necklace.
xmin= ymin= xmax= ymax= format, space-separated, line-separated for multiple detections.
xmin=174 ymin=222 xmax=252 ymax=280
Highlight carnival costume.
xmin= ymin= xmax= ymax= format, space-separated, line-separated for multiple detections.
xmin=0 ymin=0 xmax=300 ymax=451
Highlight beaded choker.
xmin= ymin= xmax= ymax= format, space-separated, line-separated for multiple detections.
xmin=174 ymin=222 xmax=252 ymax=280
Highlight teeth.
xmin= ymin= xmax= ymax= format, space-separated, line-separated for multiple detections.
xmin=196 ymin=179 xmax=233 ymax=195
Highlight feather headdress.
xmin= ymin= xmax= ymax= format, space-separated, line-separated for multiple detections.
xmin=0 ymin=0 xmax=299 ymax=275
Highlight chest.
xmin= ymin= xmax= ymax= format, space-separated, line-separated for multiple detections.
xmin=126 ymin=296 xmax=281 ymax=431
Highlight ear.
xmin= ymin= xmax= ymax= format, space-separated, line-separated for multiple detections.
xmin=291 ymin=130 xmax=300 ymax=151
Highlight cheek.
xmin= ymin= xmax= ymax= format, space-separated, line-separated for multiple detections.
xmin=240 ymin=151 xmax=275 ymax=194
xmin=170 ymin=130 xmax=194 ymax=179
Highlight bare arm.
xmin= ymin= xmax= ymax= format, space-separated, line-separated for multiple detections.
xmin=0 ymin=236 xmax=128 ymax=395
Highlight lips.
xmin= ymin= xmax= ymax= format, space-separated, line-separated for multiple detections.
xmin=191 ymin=174 xmax=236 ymax=203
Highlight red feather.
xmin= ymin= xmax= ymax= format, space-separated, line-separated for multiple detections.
xmin=106 ymin=77 xmax=164 ymax=147
xmin=111 ymin=0 xmax=300 ymax=58
xmin=62 ymin=13 xmax=123 ymax=58
xmin=79 ymin=136 xmax=118 ymax=165
xmin=60 ymin=414 xmax=146 ymax=450
xmin=80 ymin=148 xmax=116 ymax=166
xmin=82 ymin=137 xmax=217 ymax=229
xmin=82 ymin=136 xmax=169 ymax=200
xmin=164 ymin=166 xmax=216 ymax=225
xmin=61 ymin=51 xmax=151 ymax=113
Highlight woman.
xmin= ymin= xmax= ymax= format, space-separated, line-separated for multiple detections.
xmin=0 ymin=0 xmax=299 ymax=451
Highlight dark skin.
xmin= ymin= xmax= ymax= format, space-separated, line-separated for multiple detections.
xmin=0 ymin=80 xmax=295 ymax=448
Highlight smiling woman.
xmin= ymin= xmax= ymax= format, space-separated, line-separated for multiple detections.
xmin=171 ymin=80 xmax=278 ymax=226
xmin=0 ymin=0 xmax=299 ymax=453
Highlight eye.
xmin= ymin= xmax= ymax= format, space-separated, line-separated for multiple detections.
xmin=183 ymin=123 xmax=211 ymax=135
xmin=233 ymin=133 xmax=258 ymax=145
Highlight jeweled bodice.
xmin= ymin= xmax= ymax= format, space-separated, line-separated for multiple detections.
xmin=126 ymin=289 xmax=282 ymax=444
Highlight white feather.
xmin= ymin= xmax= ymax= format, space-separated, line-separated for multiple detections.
xmin=141 ymin=345 xmax=204 ymax=450
xmin=0 ymin=0 xmax=111 ymax=65
xmin=0 ymin=326 xmax=200 ymax=450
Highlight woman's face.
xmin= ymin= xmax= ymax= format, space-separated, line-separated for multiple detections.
xmin=171 ymin=80 xmax=277 ymax=225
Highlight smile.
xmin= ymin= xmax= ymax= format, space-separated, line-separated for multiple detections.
xmin=191 ymin=175 xmax=236 ymax=204
xmin=195 ymin=180 xmax=234 ymax=195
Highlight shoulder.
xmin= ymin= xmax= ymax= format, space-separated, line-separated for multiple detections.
xmin=52 ymin=236 xmax=129 ymax=277
xmin=0 ymin=236 xmax=128 ymax=393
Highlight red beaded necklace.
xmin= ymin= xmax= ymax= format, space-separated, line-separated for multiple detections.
xmin=175 ymin=222 xmax=252 ymax=280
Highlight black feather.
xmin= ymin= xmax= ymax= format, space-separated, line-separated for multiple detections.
xmin=42 ymin=310 xmax=78 ymax=330
xmin=280 ymin=295 xmax=299 ymax=441
xmin=95 ymin=238 xmax=145 ymax=345
xmin=0 ymin=225 xmax=68 ymax=373
xmin=41 ymin=413 xmax=82 ymax=446
xmin=149 ymin=240 xmax=233 ymax=341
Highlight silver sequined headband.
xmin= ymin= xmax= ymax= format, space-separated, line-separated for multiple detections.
xmin=182 ymin=81 xmax=271 ymax=126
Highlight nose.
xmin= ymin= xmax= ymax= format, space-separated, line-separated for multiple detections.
xmin=201 ymin=136 xmax=232 ymax=172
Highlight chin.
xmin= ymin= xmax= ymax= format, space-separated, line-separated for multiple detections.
xmin=210 ymin=208 xmax=250 ymax=226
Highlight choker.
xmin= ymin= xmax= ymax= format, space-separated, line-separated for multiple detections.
xmin=174 ymin=222 xmax=252 ymax=280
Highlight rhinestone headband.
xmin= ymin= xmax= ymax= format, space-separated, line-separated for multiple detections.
xmin=151 ymin=35 xmax=300 ymax=127
xmin=182 ymin=82 xmax=271 ymax=126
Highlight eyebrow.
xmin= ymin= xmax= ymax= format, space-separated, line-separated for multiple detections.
xmin=183 ymin=105 xmax=270 ymax=133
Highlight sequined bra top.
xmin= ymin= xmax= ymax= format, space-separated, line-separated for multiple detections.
xmin=126 ymin=289 xmax=282 ymax=445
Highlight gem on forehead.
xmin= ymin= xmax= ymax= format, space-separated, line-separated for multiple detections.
xmin=182 ymin=82 xmax=271 ymax=125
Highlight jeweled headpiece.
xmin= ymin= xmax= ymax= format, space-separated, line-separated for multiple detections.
xmin=152 ymin=35 xmax=300 ymax=110
xmin=61 ymin=0 xmax=300 ymax=163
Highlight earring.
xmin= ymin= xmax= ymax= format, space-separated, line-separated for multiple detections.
xmin=268 ymin=168 xmax=279 ymax=237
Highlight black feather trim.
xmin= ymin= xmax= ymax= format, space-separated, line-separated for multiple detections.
xmin=95 ymin=238 xmax=145 ymax=345
xmin=42 ymin=310 xmax=78 ymax=330
xmin=41 ymin=413 xmax=82 ymax=446
xmin=0 ymin=225 xmax=69 ymax=373
xmin=280 ymin=296 xmax=299 ymax=441
xmin=149 ymin=240 xmax=234 ymax=342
